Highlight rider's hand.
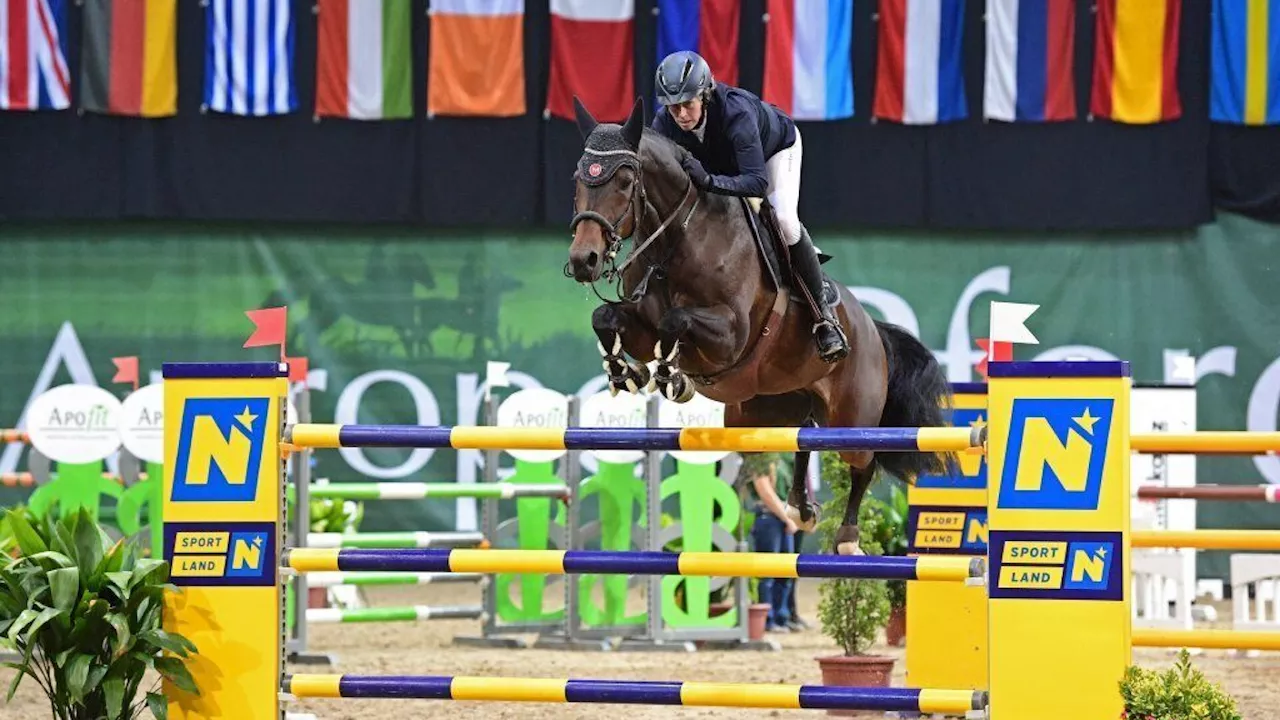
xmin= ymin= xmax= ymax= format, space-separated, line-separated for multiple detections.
xmin=681 ymin=155 xmax=710 ymax=188
xmin=784 ymin=517 xmax=799 ymax=535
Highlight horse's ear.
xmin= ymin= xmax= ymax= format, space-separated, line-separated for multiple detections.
xmin=621 ymin=96 xmax=645 ymax=149
xmin=573 ymin=96 xmax=598 ymax=139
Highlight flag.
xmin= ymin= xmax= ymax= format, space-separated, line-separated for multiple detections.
xmin=983 ymin=0 xmax=1075 ymax=122
xmin=244 ymin=306 xmax=288 ymax=352
xmin=316 ymin=0 xmax=411 ymax=120
xmin=989 ymin=301 xmax=1039 ymax=345
xmin=203 ymin=0 xmax=297 ymax=116
xmin=285 ymin=356 xmax=309 ymax=383
xmin=762 ymin=0 xmax=854 ymax=121
xmin=974 ymin=339 xmax=1012 ymax=378
xmin=872 ymin=0 xmax=967 ymax=124
xmin=0 ymin=0 xmax=71 ymax=110
xmin=546 ymin=0 xmax=634 ymax=122
xmin=111 ymin=356 xmax=139 ymax=386
xmin=427 ymin=0 xmax=525 ymax=117
xmin=1090 ymin=0 xmax=1181 ymax=124
xmin=1210 ymin=0 xmax=1280 ymax=125
xmin=80 ymin=0 xmax=176 ymax=117
xmin=655 ymin=0 xmax=739 ymax=88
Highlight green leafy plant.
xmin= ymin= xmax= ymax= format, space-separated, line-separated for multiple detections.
xmin=815 ymin=451 xmax=892 ymax=655
xmin=862 ymin=483 xmax=910 ymax=610
xmin=309 ymin=497 xmax=363 ymax=534
xmin=0 ymin=507 xmax=199 ymax=720
xmin=1118 ymin=649 xmax=1242 ymax=720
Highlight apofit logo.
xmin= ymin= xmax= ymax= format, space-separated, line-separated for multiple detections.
xmin=171 ymin=398 xmax=269 ymax=502
xmin=998 ymin=398 xmax=1114 ymax=510
xmin=989 ymin=531 xmax=1123 ymax=600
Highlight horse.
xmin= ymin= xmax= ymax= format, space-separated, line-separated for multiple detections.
xmin=563 ymin=96 xmax=955 ymax=555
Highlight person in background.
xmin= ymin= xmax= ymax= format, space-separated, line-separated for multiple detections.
xmin=739 ymin=451 xmax=797 ymax=633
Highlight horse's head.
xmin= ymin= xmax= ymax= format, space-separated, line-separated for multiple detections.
xmin=566 ymin=96 xmax=647 ymax=283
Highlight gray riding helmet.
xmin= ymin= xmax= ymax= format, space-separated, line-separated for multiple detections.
xmin=655 ymin=50 xmax=713 ymax=106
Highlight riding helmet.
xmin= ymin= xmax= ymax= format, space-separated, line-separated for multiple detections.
xmin=655 ymin=50 xmax=714 ymax=106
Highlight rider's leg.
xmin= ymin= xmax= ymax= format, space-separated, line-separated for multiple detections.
xmin=765 ymin=130 xmax=849 ymax=363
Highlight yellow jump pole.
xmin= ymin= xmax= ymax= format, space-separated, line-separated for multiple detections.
xmin=1133 ymin=628 xmax=1280 ymax=651
xmin=161 ymin=361 xmax=289 ymax=720
xmin=1132 ymin=529 xmax=1280 ymax=550
xmin=904 ymin=383 xmax=990 ymax=692
xmin=1130 ymin=431 xmax=1280 ymax=454
xmin=986 ymin=361 xmax=1132 ymax=720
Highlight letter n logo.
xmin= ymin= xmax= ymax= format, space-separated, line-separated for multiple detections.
xmin=997 ymin=398 xmax=1113 ymax=510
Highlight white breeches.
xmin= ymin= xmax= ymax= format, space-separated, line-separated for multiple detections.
xmin=765 ymin=128 xmax=804 ymax=245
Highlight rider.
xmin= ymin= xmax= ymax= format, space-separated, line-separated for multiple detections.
xmin=651 ymin=50 xmax=849 ymax=363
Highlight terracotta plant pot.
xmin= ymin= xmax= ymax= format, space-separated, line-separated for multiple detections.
xmin=747 ymin=603 xmax=771 ymax=640
xmin=816 ymin=654 xmax=897 ymax=717
xmin=307 ymin=586 xmax=330 ymax=609
xmin=885 ymin=605 xmax=906 ymax=647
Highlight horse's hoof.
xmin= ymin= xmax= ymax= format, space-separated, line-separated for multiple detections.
xmin=785 ymin=504 xmax=819 ymax=533
xmin=834 ymin=524 xmax=862 ymax=555
xmin=836 ymin=541 xmax=863 ymax=556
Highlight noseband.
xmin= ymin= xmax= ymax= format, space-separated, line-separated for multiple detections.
xmin=567 ymin=138 xmax=699 ymax=304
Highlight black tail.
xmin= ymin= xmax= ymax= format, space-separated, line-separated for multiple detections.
xmin=872 ymin=320 xmax=958 ymax=483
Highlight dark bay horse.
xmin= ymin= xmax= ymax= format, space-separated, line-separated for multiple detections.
xmin=564 ymin=96 xmax=954 ymax=554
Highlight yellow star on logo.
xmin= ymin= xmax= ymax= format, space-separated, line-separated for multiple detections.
xmin=969 ymin=415 xmax=987 ymax=432
xmin=1073 ymin=408 xmax=1099 ymax=434
xmin=236 ymin=406 xmax=258 ymax=430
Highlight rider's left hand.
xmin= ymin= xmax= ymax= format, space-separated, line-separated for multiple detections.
xmin=681 ymin=155 xmax=711 ymax=188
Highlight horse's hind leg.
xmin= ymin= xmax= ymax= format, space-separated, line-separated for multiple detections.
xmin=592 ymin=304 xmax=654 ymax=396
xmin=833 ymin=456 xmax=877 ymax=555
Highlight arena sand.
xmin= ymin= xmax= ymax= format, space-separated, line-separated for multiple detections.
xmin=0 ymin=580 xmax=1276 ymax=719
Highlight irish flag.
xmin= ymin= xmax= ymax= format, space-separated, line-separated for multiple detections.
xmin=315 ymin=0 xmax=412 ymax=120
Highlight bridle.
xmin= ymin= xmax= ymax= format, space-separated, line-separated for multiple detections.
xmin=565 ymin=141 xmax=699 ymax=305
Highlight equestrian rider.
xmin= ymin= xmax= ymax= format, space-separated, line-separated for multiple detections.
xmin=651 ymin=50 xmax=849 ymax=364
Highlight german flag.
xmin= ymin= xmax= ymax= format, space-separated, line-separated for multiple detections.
xmin=80 ymin=0 xmax=177 ymax=117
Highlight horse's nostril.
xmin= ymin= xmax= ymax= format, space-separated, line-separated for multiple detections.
xmin=586 ymin=252 xmax=598 ymax=267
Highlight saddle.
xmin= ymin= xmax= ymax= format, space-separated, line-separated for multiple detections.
xmin=739 ymin=197 xmax=840 ymax=308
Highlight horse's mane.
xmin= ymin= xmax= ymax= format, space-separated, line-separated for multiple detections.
xmin=636 ymin=126 xmax=736 ymax=216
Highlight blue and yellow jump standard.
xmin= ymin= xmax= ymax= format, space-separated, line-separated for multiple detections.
xmin=283 ymin=674 xmax=989 ymax=714
xmin=985 ymin=361 xmax=1132 ymax=720
xmin=161 ymin=361 xmax=290 ymax=720
xmin=905 ymin=382 xmax=990 ymax=692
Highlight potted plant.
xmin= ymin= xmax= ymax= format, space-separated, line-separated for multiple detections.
xmin=0 ymin=506 xmax=200 ymax=719
xmin=813 ymin=452 xmax=894 ymax=717
xmin=1118 ymin=648 xmax=1242 ymax=719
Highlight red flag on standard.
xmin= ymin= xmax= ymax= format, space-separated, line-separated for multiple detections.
xmin=244 ymin=306 xmax=288 ymax=351
xmin=285 ymin=356 xmax=310 ymax=383
xmin=111 ymin=356 xmax=139 ymax=385
xmin=546 ymin=0 xmax=635 ymax=122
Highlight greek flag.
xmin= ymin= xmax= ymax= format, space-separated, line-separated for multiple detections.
xmin=203 ymin=0 xmax=296 ymax=115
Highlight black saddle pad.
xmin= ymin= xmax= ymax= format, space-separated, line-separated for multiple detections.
xmin=740 ymin=199 xmax=840 ymax=308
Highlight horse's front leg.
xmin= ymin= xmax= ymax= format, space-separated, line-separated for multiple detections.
xmin=649 ymin=305 xmax=737 ymax=403
xmin=592 ymin=303 xmax=656 ymax=396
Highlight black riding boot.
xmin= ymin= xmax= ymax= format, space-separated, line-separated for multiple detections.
xmin=792 ymin=228 xmax=849 ymax=363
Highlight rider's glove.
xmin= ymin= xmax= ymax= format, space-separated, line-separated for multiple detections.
xmin=681 ymin=155 xmax=711 ymax=189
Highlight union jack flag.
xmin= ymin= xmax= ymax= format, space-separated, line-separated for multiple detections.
xmin=0 ymin=0 xmax=71 ymax=110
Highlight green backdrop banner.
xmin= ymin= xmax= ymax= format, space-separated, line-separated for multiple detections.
xmin=2 ymin=213 xmax=1278 ymax=579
